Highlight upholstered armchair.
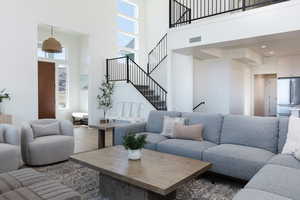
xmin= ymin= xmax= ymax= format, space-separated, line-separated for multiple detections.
xmin=21 ymin=119 xmax=74 ymax=166
xmin=0 ymin=124 xmax=22 ymax=173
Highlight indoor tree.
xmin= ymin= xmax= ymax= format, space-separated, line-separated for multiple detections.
xmin=96 ymin=80 xmax=114 ymax=122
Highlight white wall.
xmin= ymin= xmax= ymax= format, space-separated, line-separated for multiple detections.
xmin=193 ymin=59 xmax=231 ymax=114
xmin=230 ymin=60 xmax=246 ymax=115
xmin=144 ymin=0 xmax=169 ymax=53
xmin=0 ymin=1 xmax=38 ymax=125
xmin=170 ymin=53 xmax=194 ymax=112
xmin=193 ymin=58 xmax=251 ymax=115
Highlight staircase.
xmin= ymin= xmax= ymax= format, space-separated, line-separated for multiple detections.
xmin=106 ymin=56 xmax=167 ymax=110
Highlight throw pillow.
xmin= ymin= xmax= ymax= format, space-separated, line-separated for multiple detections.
xmin=0 ymin=127 xmax=4 ymax=143
xmin=282 ymin=116 xmax=300 ymax=154
xmin=161 ymin=116 xmax=185 ymax=138
xmin=31 ymin=122 xmax=61 ymax=138
xmin=173 ymin=124 xmax=204 ymax=141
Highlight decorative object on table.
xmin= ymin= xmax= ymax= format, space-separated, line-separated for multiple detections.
xmin=0 ymin=89 xmax=11 ymax=114
xmin=42 ymin=26 xmax=62 ymax=53
xmin=123 ymin=133 xmax=147 ymax=160
xmin=97 ymin=79 xmax=114 ymax=124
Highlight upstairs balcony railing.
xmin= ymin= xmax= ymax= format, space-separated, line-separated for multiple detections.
xmin=170 ymin=0 xmax=288 ymax=28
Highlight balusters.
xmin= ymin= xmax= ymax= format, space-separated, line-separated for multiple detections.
xmin=170 ymin=0 xmax=286 ymax=28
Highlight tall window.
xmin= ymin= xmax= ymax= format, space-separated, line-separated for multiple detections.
xmin=57 ymin=65 xmax=69 ymax=109
xmin=117 ymin=0 xmax=139 ymax=61
xmin=37 ymin=42 xmax=69 ymax=109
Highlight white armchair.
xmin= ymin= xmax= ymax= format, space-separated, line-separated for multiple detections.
xmin=0 ymin=124 xmax=22 ymax=173
xmin=21 ymin=119 xmax=74 ymax=166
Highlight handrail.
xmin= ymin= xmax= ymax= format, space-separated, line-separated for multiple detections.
xmin=129 ymin=57 xmax=167 ymax=93
xmin=106 ymin=56 xmax=168 ymax=110
xmin=148 ymin=33 xmax=168 ymax=55
xmin=193 ymin=101 xmax=205 ymax=111
xmin=147 ymin=34 xmax=168 ymax=74
xmin=170 ymin=0 xmax=289 ymax=28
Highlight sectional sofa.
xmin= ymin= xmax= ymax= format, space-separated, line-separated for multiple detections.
xmin=115 ymin=111 xmax=299 ymax=200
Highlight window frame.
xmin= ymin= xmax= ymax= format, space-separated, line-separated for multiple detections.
xmin=56 ymin=64 xmax=70 ymax=110
xmin=117 ymin=0 xmax=139 ymax=62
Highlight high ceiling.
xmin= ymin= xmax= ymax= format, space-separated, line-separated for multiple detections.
xmin=221 ymin=34 xmax=300 ymax=58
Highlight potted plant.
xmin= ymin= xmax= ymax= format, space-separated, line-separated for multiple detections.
xmin=0 ymin=89 xmax=11 ymax=114
xmin=96 ymin=80 xmax=114 ymax=124
xmin=123 ymin=133 xmax=147 ymax=160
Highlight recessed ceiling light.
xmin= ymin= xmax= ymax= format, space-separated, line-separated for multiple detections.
xmin=261 ymin=45 xmax=267 ymax=49
xmin=269 ymin=51 xmax=275 ymax=55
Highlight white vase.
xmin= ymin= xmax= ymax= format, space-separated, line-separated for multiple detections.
xmin=128 ymin=149 xmax=142 ymax=160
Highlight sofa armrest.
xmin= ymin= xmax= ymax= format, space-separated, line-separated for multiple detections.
xmin=60 ymin=120 xmax=74 ymax=136
xmin=2 ymin=125 xmax=20 ymax=145
xmin=114 ymin=122 xmax=147 ymax=145
xmin=21 ymin=123 xmax=34 ymax=144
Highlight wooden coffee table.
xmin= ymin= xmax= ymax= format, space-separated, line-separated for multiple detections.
xmin=71 ymin=146 xmax=212 ymax=200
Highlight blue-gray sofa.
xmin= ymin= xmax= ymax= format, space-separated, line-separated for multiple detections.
xmin=115 ymin=111 xmax=299 ymax=200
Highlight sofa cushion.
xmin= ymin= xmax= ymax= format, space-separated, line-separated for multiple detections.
xmin=0 ymin=127 xmax=4 ymax=143
xmin=0 ymin=168 xmax=47 ymax=194
xmin=157 ymin=139 xmax=217 ymax=160
xmin=268 ymin=154 xmax=300 ymax=169
xmin=0 ymin=144 xmax=21 ymax=173
xmin=220 ymin=115 xmax=279 ymax=153
xmin=161 ymin=116 xmax=185 ymax=138
xmin=181 ymin=113 xmax=223 ymax=144
xmin=233 ymin=189 xmax=292 ymax=200
xmin=278 ymin=117 xmax=289 ymax=153
xmin=146 ymin=111 xmax=181 ymax=133
xmin=28 ymin=135 xmax=74 ymax=166
xmin=136 ymin=132 xmax=167 ymax=150
xmin=246 ymin=164 xmax=300 ymax=200
xmin=202 ymin=144 xmax=274 ymax=180
xmin=31 ymin=122 xmax=61 ymax=138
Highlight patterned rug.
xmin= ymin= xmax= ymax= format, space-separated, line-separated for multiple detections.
xmin=34 ymin=161 xmax=244 ymax=200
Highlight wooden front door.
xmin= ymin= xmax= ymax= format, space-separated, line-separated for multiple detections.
xmin=38 ymin=61 xmax=56 ymax=119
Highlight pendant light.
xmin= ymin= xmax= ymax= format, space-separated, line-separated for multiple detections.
xmin=42 ymin=26 xmax=62 ymax=53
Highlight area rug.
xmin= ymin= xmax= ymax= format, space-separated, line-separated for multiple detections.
xmin=34 ymin=161 xmax=243 ymax=200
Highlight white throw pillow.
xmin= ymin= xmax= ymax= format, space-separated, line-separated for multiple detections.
xmin=282 ymin=116 xmax=300 ymax=154
xmin=161 ymin=116 xmax=185 ymax=138
xmin=31 ymin=122 xmax=61 ymax=138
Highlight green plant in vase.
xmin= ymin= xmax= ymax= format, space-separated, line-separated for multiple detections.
xmin=123 ymin=133 xmax=147 ymax=160
xmin=96 ymin=80 xmax=114 ymax=124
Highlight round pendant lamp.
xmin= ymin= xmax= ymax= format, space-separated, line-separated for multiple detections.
xmin=42 ymin=26 xmax=62 ymax=53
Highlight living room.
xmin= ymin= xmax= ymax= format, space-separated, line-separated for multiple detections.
xmin=1 ymin=0 xmax=300 ymax=200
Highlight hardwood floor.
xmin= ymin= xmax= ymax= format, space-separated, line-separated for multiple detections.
xmin=74 ymin=126 xmax=114 ymax=153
